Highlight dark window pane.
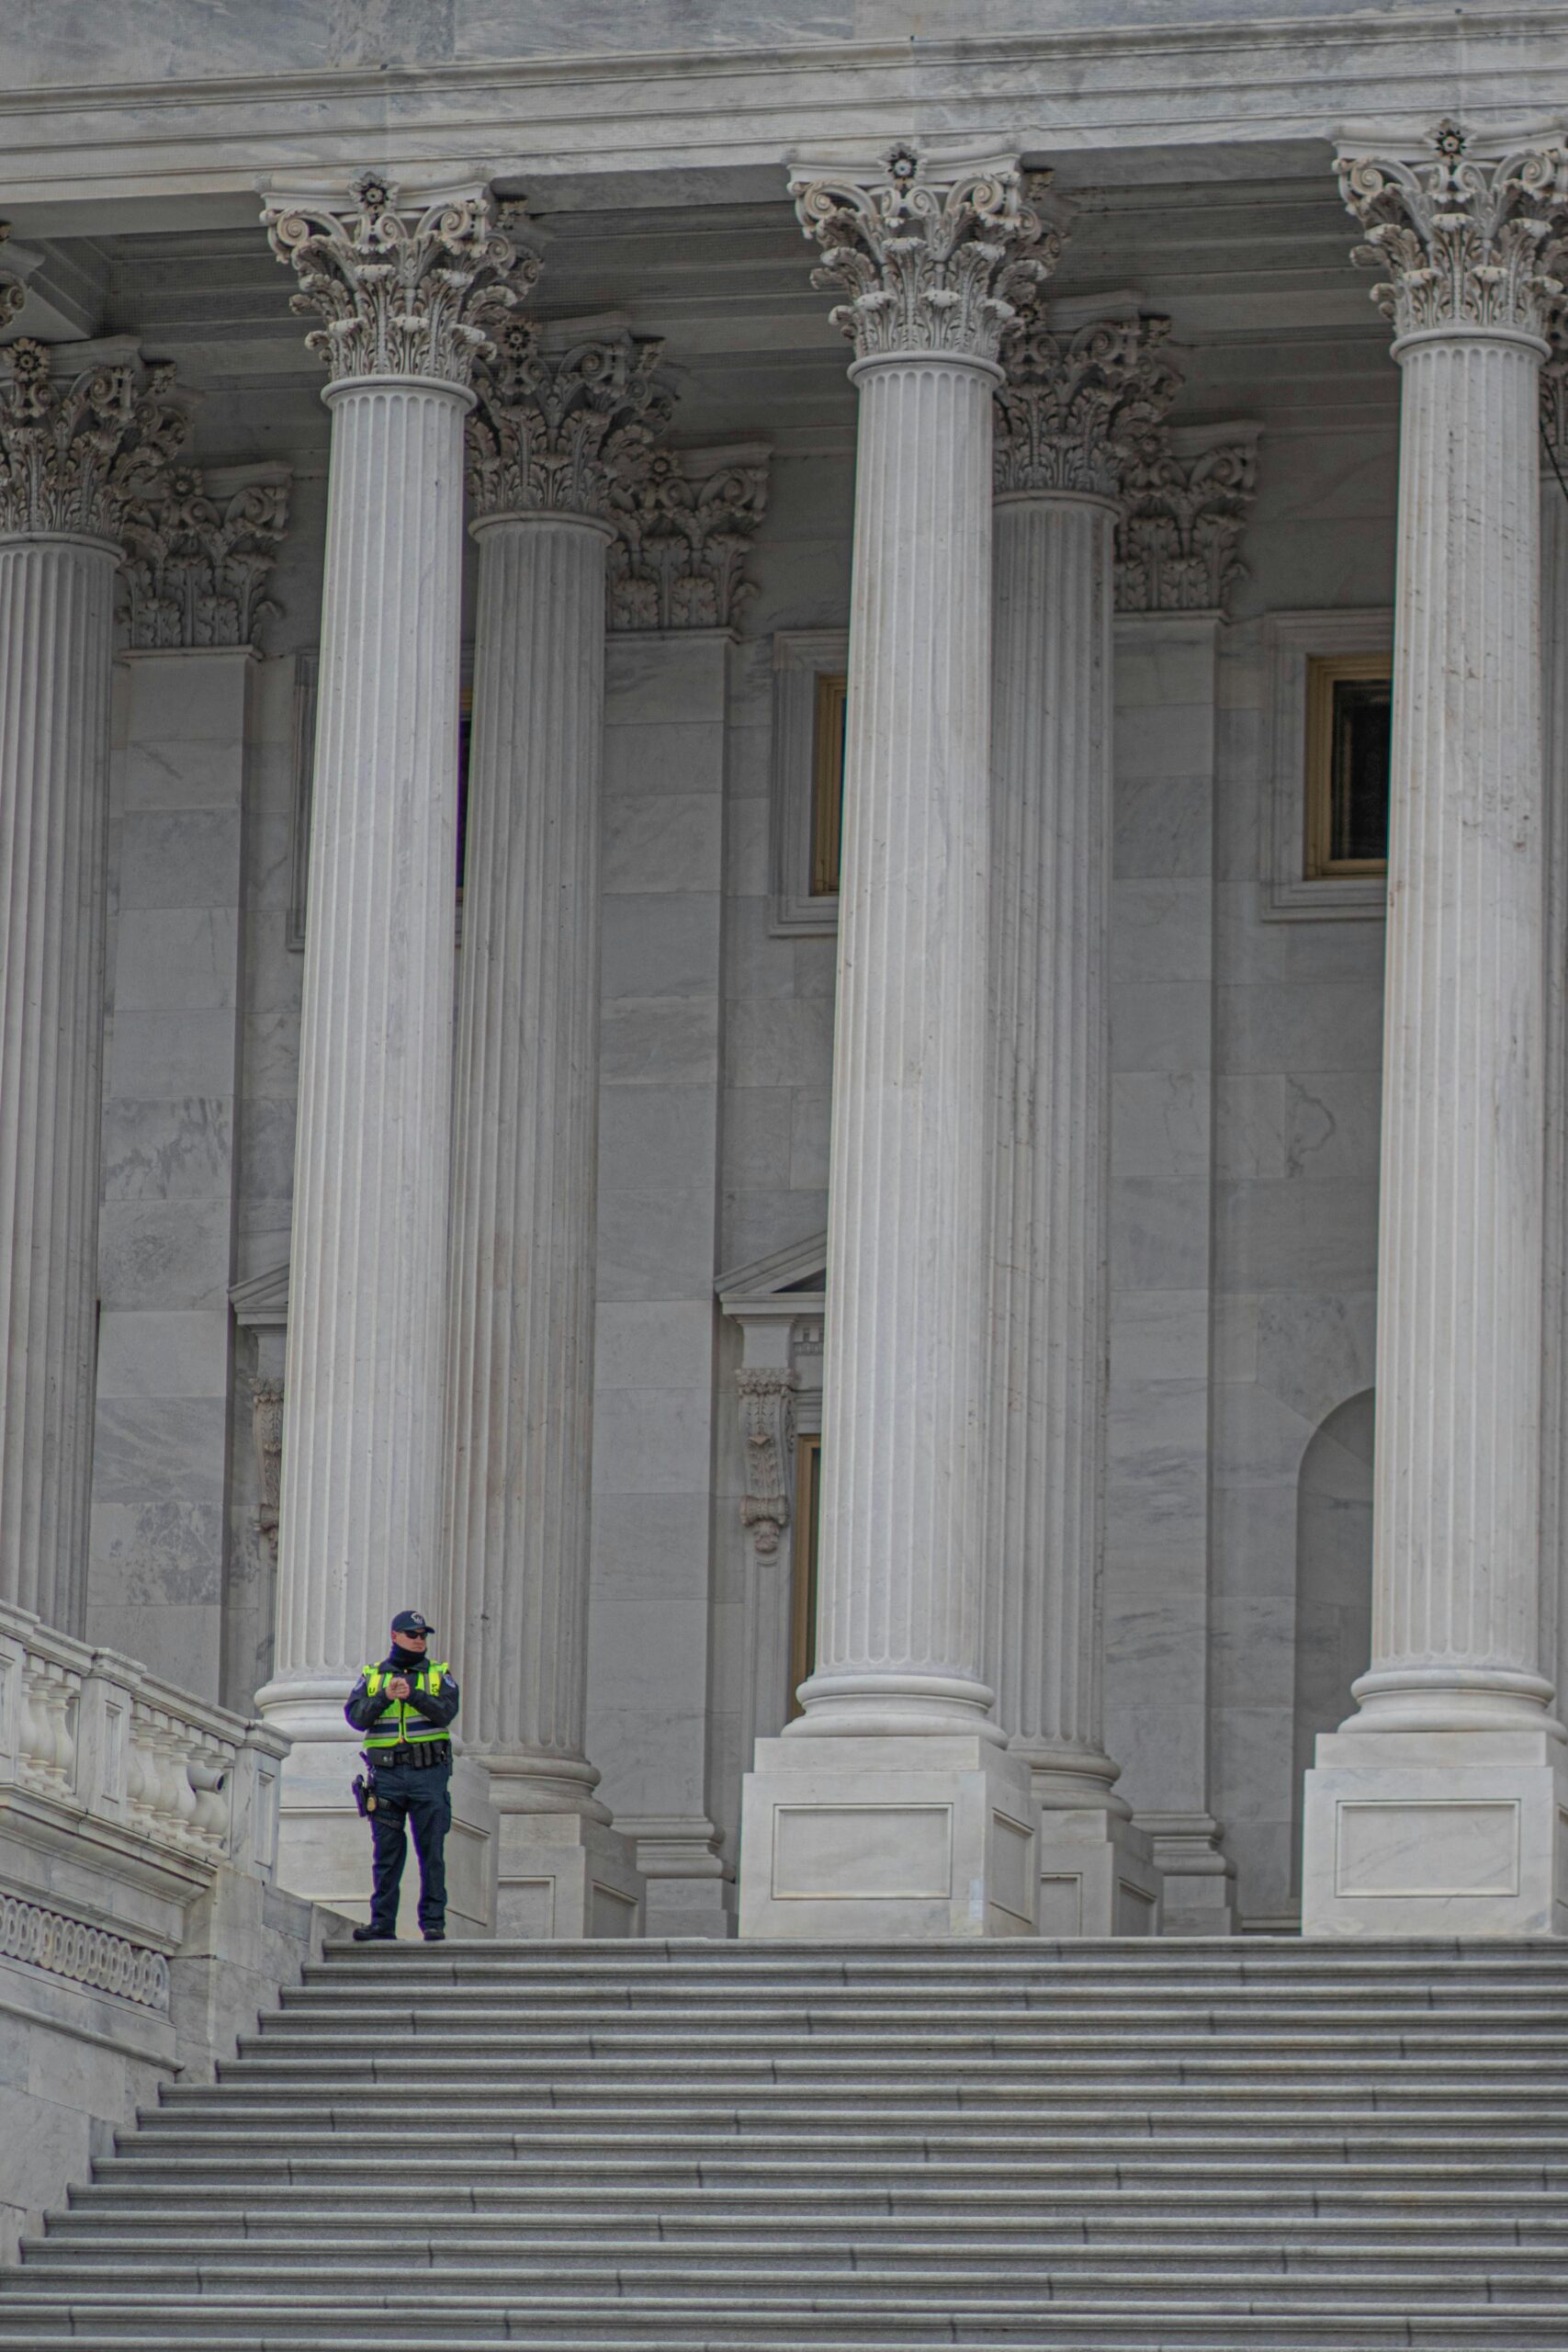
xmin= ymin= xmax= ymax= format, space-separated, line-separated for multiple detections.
xmin=1329 ymin=677 xmax=1391 ymax=865
xmin=810 ymin=673 xmax=848 ymax=896
xmin=456 ymin=712 xmax=472 ymax=892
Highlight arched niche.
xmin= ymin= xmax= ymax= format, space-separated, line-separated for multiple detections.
xmin=1290 ymin=1387 xmax=1374 ymax=1895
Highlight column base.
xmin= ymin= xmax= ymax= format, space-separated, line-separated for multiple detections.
xmin=617 ymin=1815 xmax=735 ymax=1939
xmin=1302 ymin=1727 xmax=1568 ymax=1939
xmin=271 ymin=1741 xmax=498 ymax=1939
xmin=1036 ymin=1806 xmax=1161 ymax=1937
xmin=739 ymin=1734 xmax=1037 ymax=1939
xmin=1136 ymin=1811 xmax=1236 ymax=1935
xmin=494 ymin=1811 xmax=645 ymax=1939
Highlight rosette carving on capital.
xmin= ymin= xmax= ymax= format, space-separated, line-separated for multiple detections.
xmin=0 ymin=225 xmax=27 ymax=334
xmin=467 ymin=320 xmax=670 ymax=522
xmin=789 ymin=141 xmax=1058 ymax=365
xmin=0 ymin=338 xmax=188 ymax=541
xmin=262 ymin=171 xmax=536 ymax=386
xmin=994 ymin=302 xmax=1179 ymax=499
xmin=1337 ymin=119 xmax=1568 ymax=343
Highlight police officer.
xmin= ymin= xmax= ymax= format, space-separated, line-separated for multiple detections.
xmin=344 ymin=1610 xmax=459 ymax=1943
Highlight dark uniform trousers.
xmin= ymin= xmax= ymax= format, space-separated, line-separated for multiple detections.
xmin=367 ymin=1759 xmax=451 ymax=1934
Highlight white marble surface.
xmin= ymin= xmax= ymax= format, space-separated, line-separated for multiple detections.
xmin=446 ymin=515 xmax=612 ymax=1806
xmin=0 ymin=537 xmax=118 ymax=1640
xmin=258 ymin=376 xmax=468 ymax=1759
xmin=586 ymin=631 xmax=735 ymax=1938
xmin=86 ymin=650 xmax=253 ymax=1701
xmin=790 ymin=347 xmax=1000 ymax=1748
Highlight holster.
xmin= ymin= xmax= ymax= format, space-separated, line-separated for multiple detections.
xmin=352 ymin=1770 xmax=378 ymax=1817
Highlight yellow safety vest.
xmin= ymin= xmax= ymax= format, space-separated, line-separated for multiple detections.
xmin=359 ymin=1661 xmax=452 ymax=1751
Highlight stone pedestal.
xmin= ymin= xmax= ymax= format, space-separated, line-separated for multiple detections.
xmin=1303 ymin=129 xmax=1568 ymax=1935
xmin=740 ymin=1736 xmax=1037 ymax=1939
xmin=740 ymin=149 xmax=1050 ymax=1937
xmin=1303 ymin=1730 xmax=1568 ymax=1939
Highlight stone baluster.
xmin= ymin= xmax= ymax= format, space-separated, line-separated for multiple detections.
xmin=254 ymin=172 xmax=527 ymax=1921
xmin=986 ymin=299 xmax=1178 ymax=1935
xmin=444 ymin=319 xmax=666 ymax=1935
xmin=1303 ymin=123 xmax=1568 ymax=1936
xmin=740 ymin=143 xmax=1054 ymax=1939
xmin=0 ymin=337 xmax=187 ymax=1636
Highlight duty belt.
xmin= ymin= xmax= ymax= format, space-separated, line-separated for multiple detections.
xmin=366 ymin=1741 xmax=449 ymax=1770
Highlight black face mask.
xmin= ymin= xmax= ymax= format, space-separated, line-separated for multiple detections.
xmin=387 ymin=1644 xmax=427 ymax=1673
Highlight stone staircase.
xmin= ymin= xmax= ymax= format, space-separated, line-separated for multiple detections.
xmin=1 ymin=1938 xmax=1566 ymax=2348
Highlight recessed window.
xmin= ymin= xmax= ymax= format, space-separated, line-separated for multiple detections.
xmin=456 ymin=688 xmax=473 ymax=897
xmin=1304 ymin=653 xmax=1391 ymax=879
xmin=809 ymin=673 xmax=848 ymax=899
xmin=788 ymin=1432 xmax=822 ymax=1719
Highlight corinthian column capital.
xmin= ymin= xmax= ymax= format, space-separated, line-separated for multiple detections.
xmin=261 ymin=170 xmax=536 ymax=387
xmin=994 ymin=301 xmax=1179 ymax=499
xmin=0 ymin=338 xmax=189 ymax=542
xmin=467 ymin=321 xmax=669 ymax=523
xmin=788 ymin=141 xmax=1058 ymax=367
xmin=1337 ymin=119 xmax=1568 ymax=347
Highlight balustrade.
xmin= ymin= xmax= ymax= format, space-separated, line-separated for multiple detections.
xmin=0 ymin=1600 xmax=286 ymax=1882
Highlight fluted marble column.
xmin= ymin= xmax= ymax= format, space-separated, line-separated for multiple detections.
xmin=986 ymin=306 xmax=1176 ymax=1934
xmin=254 ymin=174 xmax=528 ymax=1932
xmin=0 ymin=338 xmax=186 ymax=1636
xmin=445 ymin=323 xmax=663 ymax=1934
xmin=740 ymin=143 xmax=1054 ymax=1939
xmin=1303 ymin=123 xmax=1568 ymax=1937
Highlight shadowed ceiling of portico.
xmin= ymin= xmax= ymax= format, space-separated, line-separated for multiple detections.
xmin=16 ymin=169 xmax=1396 ymax=469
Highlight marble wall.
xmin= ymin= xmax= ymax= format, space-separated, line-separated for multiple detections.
xmin=86 ymin=650 xmax=254 ymax=1697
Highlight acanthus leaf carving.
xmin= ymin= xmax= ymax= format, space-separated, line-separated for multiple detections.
xmin=995 ymin=302 xmax=1180 ymax=500
xmin=607 ymin=447 xmax=770 ymax=632
xmin=1113 ymin=428 xmax=1258 ymax=617
xmin=262 ymin=171 xmax=536 ymax=388
xmin=789 ymin=142 xmax=1058 ymax=366
xmin=0 ymin=338 xmax=189 ymax=542
xmin=467 ymin=320 xmax=670 ymax=522
xmin=121 ymin=465 xmax=289 ymax=650
xmin=737 ymin=1367 xmax=798 ymax=1560
xmin=1337 ymin=119 xmax=1568 ymax=344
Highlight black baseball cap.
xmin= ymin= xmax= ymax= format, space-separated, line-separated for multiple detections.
xmin=390 ymin=1610 xmax=434 ymax=1636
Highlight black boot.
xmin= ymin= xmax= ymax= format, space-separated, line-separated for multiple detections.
xmin=352 ymin=1924 xmax=396 ymax=1942
xmin=423 ymin=1929 xmax=446 ymax=1942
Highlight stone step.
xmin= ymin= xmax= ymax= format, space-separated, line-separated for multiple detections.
xmin=11 ymin=1940 xmax=1563 ymax=2351
xmin=114 ymin=2122 xmax=1568 ymax=2161
xmin=4 ymin=2313 xmax=1568 ymax=2349
xmin=41 ymin=2211 xmax=1568 ymax=2245
xmin=18 ymin=2238 xmax=1568 ymax=2282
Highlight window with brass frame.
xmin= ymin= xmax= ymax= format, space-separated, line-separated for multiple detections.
xmin=1303 ymin=652 xmax=1392 ymax=880
xmin=788 ymin=1432 xmax=823 ymax=1719
xmin=808 ymin=673 xmax=848 ymax=899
